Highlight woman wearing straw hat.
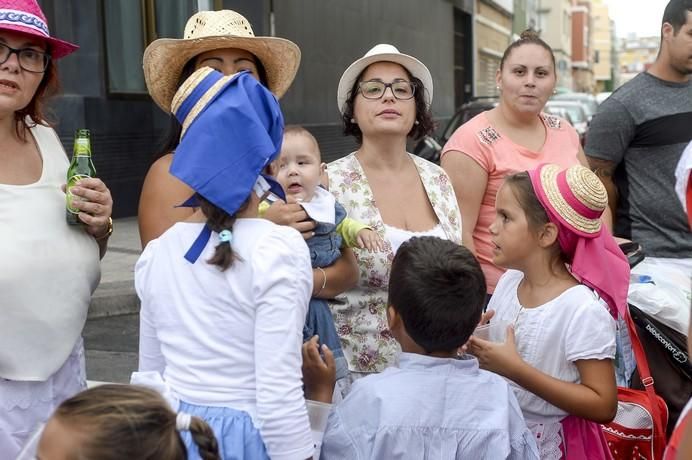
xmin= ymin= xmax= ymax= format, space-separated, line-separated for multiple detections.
xmin=0 ymin=0 xmax=113 ymax=456
xmin=138 ymin=9 xmax=358 ymax=303
xmin=328 ymin=44 xmax=462 ymax=388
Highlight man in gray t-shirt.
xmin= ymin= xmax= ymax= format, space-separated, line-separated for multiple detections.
xmin=586 ymin=0 xmax=692 ymax=259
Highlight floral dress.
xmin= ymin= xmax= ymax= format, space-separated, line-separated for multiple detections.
xmin=327 ymin=152 xmax=462 ymax=373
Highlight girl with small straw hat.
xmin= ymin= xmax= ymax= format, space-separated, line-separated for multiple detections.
xmin=138 ymin=9 xmax=359 ymax=304
xmin=468 ymin=164 xmax=629 ymax=458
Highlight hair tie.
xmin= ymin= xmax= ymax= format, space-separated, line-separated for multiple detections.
xmin=218 ymin=229 xmax=233 ymax=244
xmin=176 ymin=412 xmax=192 ymax=431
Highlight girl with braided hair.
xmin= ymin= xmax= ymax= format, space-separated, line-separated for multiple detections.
xmin=33 ymin=384 xmax=220 ymax=460
xmin=133 ymin=67 xmax=316 ymax=460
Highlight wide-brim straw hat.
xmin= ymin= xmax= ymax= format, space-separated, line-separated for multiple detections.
xmin=0 ymin=0 xmax=78 ymax=59
xmin=336 ymin=43 xmax=433 ymax=114
xmin=143 ymin=9 xmax=300 ymax=112
xmin=532 ymin=164 xmax=607 ymax=237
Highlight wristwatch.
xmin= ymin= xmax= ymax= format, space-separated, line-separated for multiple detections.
xmin=94 ymin=217 xmax=114 ymax=241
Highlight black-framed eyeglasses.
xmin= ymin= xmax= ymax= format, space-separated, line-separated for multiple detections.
xmin=358 ymin=80 xmax=417 ymax=100
xmin=0 ymin=43 xmax=51 ymax=73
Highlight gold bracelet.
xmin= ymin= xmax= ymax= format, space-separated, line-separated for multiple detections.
xmin=315 ymin=267 xmax=327 ymax=297
xmin=94 ymin=217 xmax=113 ymax=241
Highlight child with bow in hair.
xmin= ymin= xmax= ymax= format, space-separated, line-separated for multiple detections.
xmin=469 ymin=164 xmax=629 ymax=459
xmin=133 ymin=68 xmax=315 ymax=460
xmin=20 ymin=384 xmax=220 ymax=460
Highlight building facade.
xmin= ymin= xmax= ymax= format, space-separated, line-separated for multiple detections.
xmin=38 ymin=0 xmax=474 ymax=217
xmin=538 ymin=0 xmax=573 ymax=90
xmin=590 ymin=0 xmax=614 ymax=92
xmin=571 ymin=1 xmax=595 ymax=93
xmin=474 ymin=0 xmax=514 ymax=97
xmin=513 ymin=0 xmax=539 ymax=35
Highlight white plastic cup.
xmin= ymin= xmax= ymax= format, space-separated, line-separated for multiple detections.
xmin=473 ymin=320 xmax=511 ymax=343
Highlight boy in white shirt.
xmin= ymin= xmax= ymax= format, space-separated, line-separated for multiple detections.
xmin=304 ymin=236 xmax=538 ymax=459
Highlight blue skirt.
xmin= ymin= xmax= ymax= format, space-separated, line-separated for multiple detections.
xmin=178 ymin=401 xmax=269 ymax=460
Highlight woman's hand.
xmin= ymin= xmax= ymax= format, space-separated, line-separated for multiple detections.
xmin=65 ymin=177 xmax=113 ymax=238
xmin=467 ymin=325 xmax=524 ymax=378
xmin=302 ymin=336 xmax=336 ymax=403
xmin=263 ymin=200 xmax=316 ymax=239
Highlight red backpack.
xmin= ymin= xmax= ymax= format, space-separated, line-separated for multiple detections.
xmin=602 ymin=309 xmax=669 ymax=459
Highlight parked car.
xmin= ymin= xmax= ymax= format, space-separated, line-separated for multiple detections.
xmin=413 ymin=97 xmax=498 ymax=164
xmin=550 ymin=92 xmax=599 ymax=122
xmin=545 ymin=100 xmax=589 ymax=145
xmin=596 ymin=91 xmax=612 ymax=105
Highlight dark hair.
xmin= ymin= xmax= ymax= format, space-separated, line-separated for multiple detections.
xmin=388 ymin=236 xmax=486 ymax=353
xmin=152 ymin=55 xmax=269 ymax=162
xmin=283 ymin=124 xmax=321 ymax=158
xmin=53 ymin=384 xmax=220 ymax=460
xmin=14 ymin=57 xmax=60 ymax=141
xmin=500 ymin=29 xmax=556 ymax=71
xmin=341 ymin=66 xmax=435 ymax=145
xmin=503 ymin=172 xmax=568 ymax=265
xmin=198 ymin=193 xmax=250 ymax=271
xmin=662 ymin=0 xmax=692 ymax=34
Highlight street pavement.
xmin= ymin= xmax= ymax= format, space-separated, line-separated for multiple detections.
xmin=85 ymin=217 xmax=141 ymax=383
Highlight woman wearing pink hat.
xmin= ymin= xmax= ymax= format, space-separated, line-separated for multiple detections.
xmin=0 ymin=0 xmax=113 ymax=456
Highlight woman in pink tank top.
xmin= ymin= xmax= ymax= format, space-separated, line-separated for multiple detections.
xmin=441 ymin=29 xmax=593 ymax=295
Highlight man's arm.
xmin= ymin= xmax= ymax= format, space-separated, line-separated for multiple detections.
xmin=586 ymin=156 xmax=618 ymax=230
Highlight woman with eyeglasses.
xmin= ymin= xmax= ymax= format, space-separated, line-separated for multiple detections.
xmin=327 ymin=44 xmax=461 ymax=393
xmin=0 ymin=0 xmax=113 ymax=456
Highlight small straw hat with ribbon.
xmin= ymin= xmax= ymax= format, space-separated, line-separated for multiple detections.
xmin=528 ymin=163 xmax=630 ymax=318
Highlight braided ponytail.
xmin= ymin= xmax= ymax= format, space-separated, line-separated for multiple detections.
xmin=197 ymin=193 xmax=250 ymax=271
xmin=189 ymin=416 xmax=221 ymax=460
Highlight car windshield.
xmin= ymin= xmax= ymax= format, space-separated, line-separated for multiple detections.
xmin=552 ymin=94 xmax=597 ymax=117
xmin=547 ymin=103 xmax=586 ymax=123
xmin=563 ymin=106 xmax=586 ymax=123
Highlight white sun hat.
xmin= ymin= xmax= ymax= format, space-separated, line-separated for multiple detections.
xmin=336 ymin=43 xmax=433 ymax=114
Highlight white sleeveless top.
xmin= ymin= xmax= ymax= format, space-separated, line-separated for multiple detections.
xmin=384 ymin=223 xmax=447 ymax=254
xmin=0 ymin=123 xmax=100 ymax=380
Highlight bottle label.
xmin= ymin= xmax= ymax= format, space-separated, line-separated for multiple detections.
xmin=66 ymin=174 xmax=90 ymax=213
xmin=74 ymin=138 xmax=90 ymax=156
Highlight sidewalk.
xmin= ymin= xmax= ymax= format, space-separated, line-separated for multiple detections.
xmin=89 ymin=217 xmax=141 ymax=318
xmin=84 ymin=217 xmax=141 ymax=383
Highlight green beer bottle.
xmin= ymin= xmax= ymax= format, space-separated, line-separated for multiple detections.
xmin=66 ymin=129 xmax=96 ymax=225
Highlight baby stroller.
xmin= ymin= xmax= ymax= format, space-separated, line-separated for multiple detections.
xmin=621 ymin=242 xmax=692 ymax=436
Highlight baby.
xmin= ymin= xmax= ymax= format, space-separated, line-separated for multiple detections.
xmin=265 ymin=125 xmax=382 ymax=381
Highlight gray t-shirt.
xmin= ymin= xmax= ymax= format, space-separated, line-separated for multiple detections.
xmin=585 ymin=72 xmax=692 ymax=258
